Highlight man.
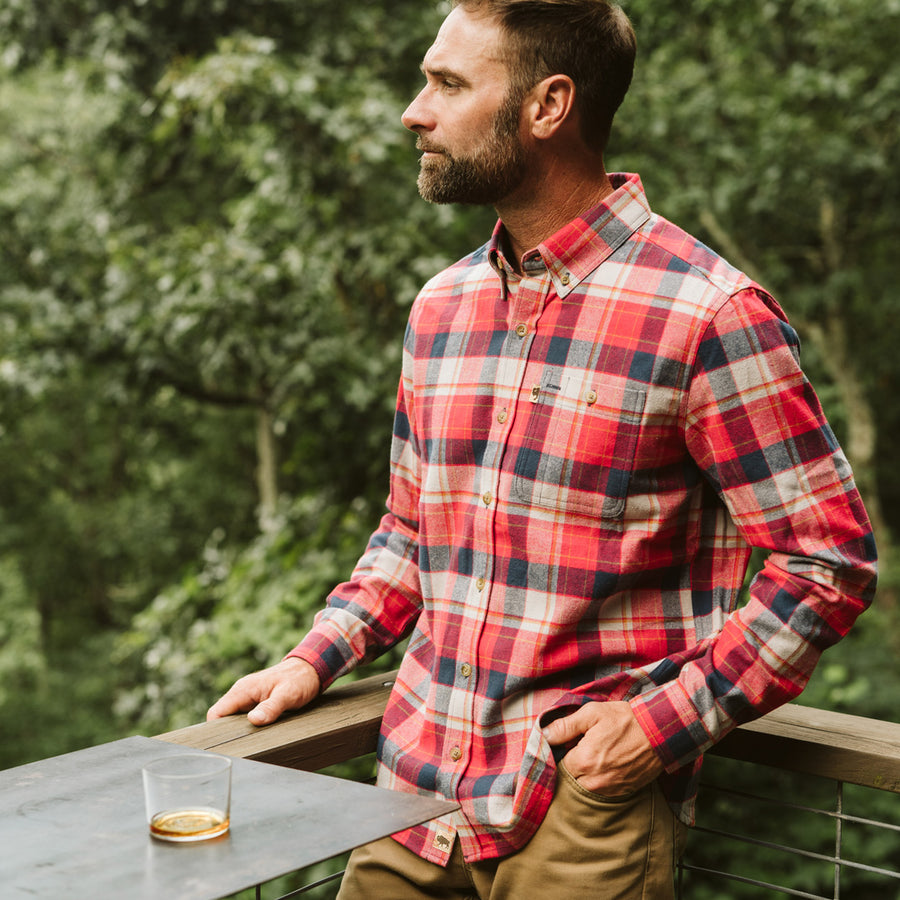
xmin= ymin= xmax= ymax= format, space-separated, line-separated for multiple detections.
xmin=208 ymin=1 xmax=877 ymax=896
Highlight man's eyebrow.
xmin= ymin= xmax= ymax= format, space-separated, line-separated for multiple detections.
xmin=420 ymin=62 xmax=471 ymax=86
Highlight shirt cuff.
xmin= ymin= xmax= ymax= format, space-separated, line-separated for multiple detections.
xmin=284 ymin=628 xmax=353 ymax=693
xmin=630 ymin=679 xmax=718 ymax=772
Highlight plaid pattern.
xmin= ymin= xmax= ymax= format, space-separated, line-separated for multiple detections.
xmin=291 ymin=173 xmax=876 ymax=864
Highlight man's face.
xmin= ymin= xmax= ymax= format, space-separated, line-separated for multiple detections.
xmin=401 ymin=7 xmax=531 ymax=206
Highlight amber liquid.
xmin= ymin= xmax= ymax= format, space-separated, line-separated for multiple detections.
xmin=149 ymin=807 xmax=229 ymax=842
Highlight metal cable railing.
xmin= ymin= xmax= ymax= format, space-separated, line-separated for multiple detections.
xmin=676 ymin=768 xmax=900 ymax=898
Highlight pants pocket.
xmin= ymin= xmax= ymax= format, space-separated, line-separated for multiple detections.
xmin=558 ymin=759 xmax=643 ymax=804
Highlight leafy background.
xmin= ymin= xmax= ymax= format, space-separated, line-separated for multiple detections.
xmin=1 ymin=0 xmax=898 ymax=896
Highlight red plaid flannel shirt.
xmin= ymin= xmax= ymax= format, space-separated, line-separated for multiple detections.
xmin=290 ymin=173 xmax=876 ymax=864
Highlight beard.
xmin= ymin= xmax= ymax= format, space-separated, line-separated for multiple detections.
xmin=416 ymin=90 xmax=530 ymax=206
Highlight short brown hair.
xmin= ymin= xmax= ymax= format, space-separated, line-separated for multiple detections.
xmin=453 ymin=0 xmax=636 ymax=151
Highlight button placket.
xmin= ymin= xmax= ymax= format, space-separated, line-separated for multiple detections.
xmin=448 ymin=257 xmax=554 ymax=793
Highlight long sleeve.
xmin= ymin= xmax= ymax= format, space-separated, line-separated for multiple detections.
xmin=631 ymin=288 xmax=877 ymax=769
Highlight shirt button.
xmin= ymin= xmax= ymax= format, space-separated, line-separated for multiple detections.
xmin=482 ymin=491 xmax=493 ymax=506
xmin=586 ymin=390 xmax=598 ymax=405
xmin=515 ymin=323 xmax=528 ymax=337
xmin=450 ymin=747 xmax=462 ymax=762
xmin=497 ymin=409 xmax=508 ymax=424
xmin=561 ymin=272 xmax=571 ymax=286
xmin=476 ymin=577 xmax=486 ymax=591
xmin=460 ymin=663 xmax=472 ymax=678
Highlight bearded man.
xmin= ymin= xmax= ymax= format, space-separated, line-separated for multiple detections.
xmin=209 ymin=2 xmax=877 ymax=896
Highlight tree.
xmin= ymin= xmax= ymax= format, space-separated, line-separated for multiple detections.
xmin=0 ymin=0 xmax=494 ymax=757
xmin=0 ymin=60 xmax=263 ymax=646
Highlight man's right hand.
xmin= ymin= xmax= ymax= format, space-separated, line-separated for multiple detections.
xmin=206 ymin=657 xmax=321 ymax=726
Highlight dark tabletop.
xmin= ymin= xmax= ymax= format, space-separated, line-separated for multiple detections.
xmin=0 ymin=735 xmax=457 ymax=899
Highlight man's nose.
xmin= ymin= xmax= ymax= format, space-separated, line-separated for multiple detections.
xmin=401 ymin=87 xmax=433 ymax=133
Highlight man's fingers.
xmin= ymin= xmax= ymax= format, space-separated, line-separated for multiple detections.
xmin=543 ymin=704 xmax=592 ymax=746
xmin=206 ymin=658 xmax=320 ymax=724
xmin=545 ymin=701 xmax=664 ymax=795
xmin=247 ymin=696 xmax=288 ymax=726
xmin=206 ymin=680 xmax=259 ymax=721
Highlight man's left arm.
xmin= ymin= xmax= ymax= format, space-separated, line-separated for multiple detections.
xmin=548 ymin=288 xmax=877 ymax=792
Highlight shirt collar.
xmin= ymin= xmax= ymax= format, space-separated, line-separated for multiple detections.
xmin=487 ymin=173 xmax=651 ymax=298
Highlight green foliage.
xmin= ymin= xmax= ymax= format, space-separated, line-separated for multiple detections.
xmin=115 ymin=493 xmax=406 ymax=734
xmin=0 ymin=0 xmax=485 ymax=765
xmin=0 ymin=558 xmax=41 ymax=712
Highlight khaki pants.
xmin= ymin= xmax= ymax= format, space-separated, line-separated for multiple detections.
xmin=337 ymin=764 xmax=688 ymax=899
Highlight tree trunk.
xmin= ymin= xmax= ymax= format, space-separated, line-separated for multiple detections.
xmin=255 ymin=406 xmax=279 ymax=530
xmin=803 ymin=317 xmax=889 ymax=553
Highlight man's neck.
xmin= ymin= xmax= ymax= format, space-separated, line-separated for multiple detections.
xmin=495 ymin=162 xmax=614 ymax=272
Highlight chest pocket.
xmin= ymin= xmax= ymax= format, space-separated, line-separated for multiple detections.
xmin=512 ymin=373 xmax=646 ymax=522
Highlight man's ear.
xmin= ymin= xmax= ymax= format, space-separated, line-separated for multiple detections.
xmin=526 ymin=74 xmax=576 ymax=140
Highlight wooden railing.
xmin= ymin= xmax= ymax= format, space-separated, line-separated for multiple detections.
xmin=157 ymin=670 xmax=397 ymax=770
xmin=157 ymin=669 xmax=900 ymax=794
